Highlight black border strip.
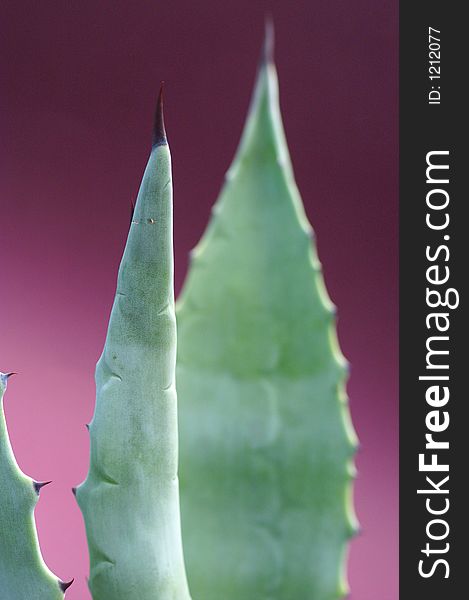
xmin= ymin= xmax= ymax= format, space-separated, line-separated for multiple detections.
xmin=400 ymin=3 xmax=464 ymax=597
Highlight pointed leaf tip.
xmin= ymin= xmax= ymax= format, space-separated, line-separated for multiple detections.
xmin=152 ymin=83 xmax=167 ymax=147
xmin=59 ymin=579 xmax=74 ymax=593
xmin=262 ymin=17 xmax=275 ymax=65
xmin=33 ymin=480 xmax=52 ymax=495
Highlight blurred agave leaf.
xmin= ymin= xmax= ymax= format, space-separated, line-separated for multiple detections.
xmin=177 ymin=25 xmax=358 ymax=600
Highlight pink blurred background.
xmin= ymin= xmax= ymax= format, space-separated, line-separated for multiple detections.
xmin=0 ymin=1 xmax=397 ymax=598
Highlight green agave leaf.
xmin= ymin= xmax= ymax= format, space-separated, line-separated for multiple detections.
xmin=76 ymin=89 xmax=191 ymax=600
xmin=177 ymin=28 xmax=358 ymax=600
xmin=0 ymin=373 xmax=70 ymax=599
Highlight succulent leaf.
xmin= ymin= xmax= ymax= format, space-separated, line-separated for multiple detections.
xmin=76 ymin=89 xmax=191 ymax=600
xmin=0 ymin=372 xmax=66 ymax=599
xmin=177 ymin=29 xmax=358 ymax=600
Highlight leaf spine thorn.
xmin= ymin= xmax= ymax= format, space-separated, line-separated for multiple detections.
xmin=33 ymin=480 xmax=52 ymax=495
xmin=152 ymin=82 xmax=167 ymax=148
xmin=59 ymin=578 xmax=74 ymax=593
xmin=262 ymin=16 xmax=275 ymax=65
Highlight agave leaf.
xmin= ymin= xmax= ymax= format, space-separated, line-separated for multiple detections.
xmin=177 ymin=27 xmax=357 ymax=600
xmin=76 ymin=89 xmax=191 ymax=600
xmin=0 ymin=373 xmax=69 ymax=599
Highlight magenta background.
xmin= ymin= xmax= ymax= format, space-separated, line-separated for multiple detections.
xmin=0 ymin=1 xmax=397 ymax=599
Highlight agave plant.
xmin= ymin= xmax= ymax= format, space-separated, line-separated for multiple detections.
xmin=1 ymin=26 xmax=356 ymax=600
